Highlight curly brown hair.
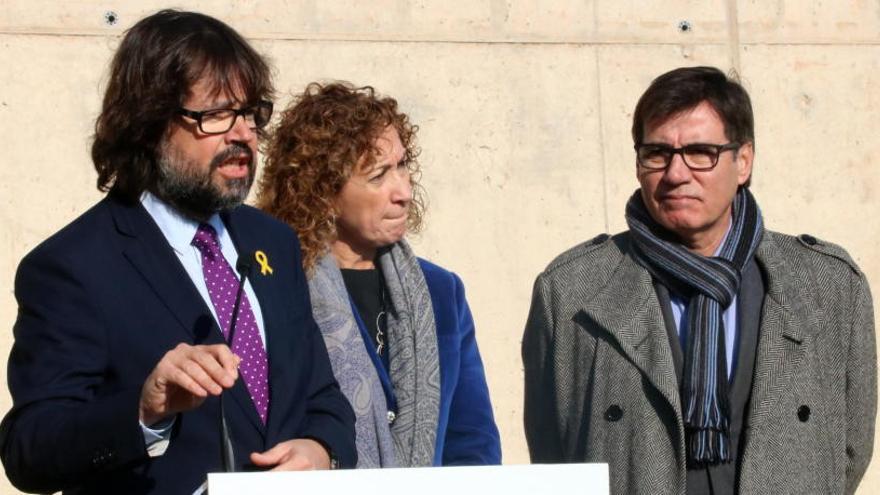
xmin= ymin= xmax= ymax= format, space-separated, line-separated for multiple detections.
xmin=257 ymin=82 xmax=425 ymax=271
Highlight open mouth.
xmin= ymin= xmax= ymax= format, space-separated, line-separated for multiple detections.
xmin=216 ymin=155 xmax=251 ymax=179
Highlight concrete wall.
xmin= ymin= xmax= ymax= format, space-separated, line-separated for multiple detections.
xmin=1 ymin=0 xmax=878 ymax=492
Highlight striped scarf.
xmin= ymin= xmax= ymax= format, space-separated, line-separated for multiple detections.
xmin=625 ymin=187 xmax=763 ymax=466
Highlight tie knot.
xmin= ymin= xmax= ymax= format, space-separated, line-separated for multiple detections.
xmin=192 ymin=223 xmax=222 ymax=259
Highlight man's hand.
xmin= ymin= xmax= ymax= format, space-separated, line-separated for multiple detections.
xmin=139 ymin=343 xmax=240 ymax=426
xmin=250 ymin=439 xmax=331 ymax=471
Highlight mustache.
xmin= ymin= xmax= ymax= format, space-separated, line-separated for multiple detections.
xmin=209 ymin=144 xmax=253 ymax=170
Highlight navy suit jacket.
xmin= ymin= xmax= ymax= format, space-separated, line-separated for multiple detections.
xmin=0 ymin=195 xmax=356 ymax=494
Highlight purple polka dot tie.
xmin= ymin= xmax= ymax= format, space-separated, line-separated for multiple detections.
xmin=192 ymin=224 xmax=269 ymax=424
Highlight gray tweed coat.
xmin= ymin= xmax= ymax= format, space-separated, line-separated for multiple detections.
xmin=523 ymin=230 xmax=876 ymax=495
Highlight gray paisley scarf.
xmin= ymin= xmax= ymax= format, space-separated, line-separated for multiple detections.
xmin=308 ymin=239 xmax=440 ymax=467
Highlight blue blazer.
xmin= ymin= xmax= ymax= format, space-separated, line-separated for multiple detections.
xmin=357 ymin=259 xmax=501 ymax=465
xmin=420 ymin=260 xmax=501 ymax=465
xmin=0 ymin=196 xmax=356 ymax=494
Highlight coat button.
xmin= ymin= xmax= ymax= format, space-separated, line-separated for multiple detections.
xmin=798 ymin=405 xmax=810 ymax=422
xmin=387 ymin=410 xmax=396 ymax=424
xmin=799 ymin=234 xmax=817 ymax=246
xmin=604 ymin=405 xmax=623 ymax=422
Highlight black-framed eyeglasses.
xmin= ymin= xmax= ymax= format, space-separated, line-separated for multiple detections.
xmin=635 ymin=142 xmax=740 ymax=170
xmin=178 ymin=100 xmax=273 ymax=135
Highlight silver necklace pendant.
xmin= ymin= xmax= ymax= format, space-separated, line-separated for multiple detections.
xmin=375 ymin=310 xmax=386 ymax=355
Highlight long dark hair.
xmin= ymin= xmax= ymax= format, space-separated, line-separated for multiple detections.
xmin=91 ymin=9 xmax=274 ymax=202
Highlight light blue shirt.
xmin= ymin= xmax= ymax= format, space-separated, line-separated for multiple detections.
xmin=138 ymin=192 xmax=267 ymax=455
xmin=668 ymin=225 xmax=738 ymax=379
xmin=140 ymin=192 xmax=266 ymax=341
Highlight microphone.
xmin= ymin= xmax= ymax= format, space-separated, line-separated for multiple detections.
xmin=228 ymin=255 xmax=254 ymax=346
xmin=219 ymin=252 xmax=254 ymax=473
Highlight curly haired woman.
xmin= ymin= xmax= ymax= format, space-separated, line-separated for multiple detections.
xmin=257 ymin=82 xmax=501 ymax=468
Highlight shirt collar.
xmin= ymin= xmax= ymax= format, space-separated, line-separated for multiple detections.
xmin=712 ymin=216 xmax=734 ymax=257
xmin=140 ymin=191 xmax=227 ymax=255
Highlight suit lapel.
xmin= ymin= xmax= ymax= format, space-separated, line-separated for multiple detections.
xmin=746 ymin=234 xmax=812 ymax=428
xmin=223 ymin=209 xmax=283 ymax=437
xmin=580 ymin=249 xmax=682 ymax=417
xmin=113 ymin=199 xmax=266 ymax=437
xmin=110 ymin=198 xmax=220 ymax=344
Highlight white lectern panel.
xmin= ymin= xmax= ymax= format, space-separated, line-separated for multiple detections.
xmin=208 ymin=463 xmax=608 ymax=494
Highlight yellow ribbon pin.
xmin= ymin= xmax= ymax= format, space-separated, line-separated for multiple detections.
xmin=254 ymin=250 xmax=273 ymax=275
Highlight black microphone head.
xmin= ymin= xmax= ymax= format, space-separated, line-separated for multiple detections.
xmin=236 ymin=252 xmax=254 ymax=278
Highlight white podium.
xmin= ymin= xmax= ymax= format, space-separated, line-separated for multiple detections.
xmin=208 ymin=463 xmax=608 ymax=494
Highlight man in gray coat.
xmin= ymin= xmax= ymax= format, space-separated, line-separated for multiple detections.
xmin=522 ymin=66 xmax=876 ymax=494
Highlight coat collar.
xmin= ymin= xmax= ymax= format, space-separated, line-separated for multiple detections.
xmin=578 ymin=236 xmax=682 ymax=419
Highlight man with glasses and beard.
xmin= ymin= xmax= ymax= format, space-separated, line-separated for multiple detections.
xmin=523 ymin=66 xmax=876 ymax=494
xmin=0 ymin=10 xmax=355 ymax=494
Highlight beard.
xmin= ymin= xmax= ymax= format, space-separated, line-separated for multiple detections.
xmin=154 ymin=141 xmax=255 ymax=221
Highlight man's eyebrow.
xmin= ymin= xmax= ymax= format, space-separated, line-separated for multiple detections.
xmin=205 ymin=100 xmax=236 ymax=110
xmin=641 ymin=141 xmax=719 ymax=147
xmin=188 ymin=98 xmax=242 ymax=110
